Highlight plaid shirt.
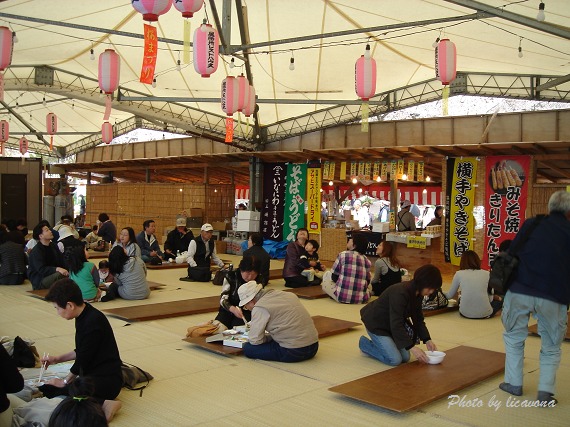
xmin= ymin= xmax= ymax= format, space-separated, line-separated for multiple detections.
xmin=331 ymin=250 xmax=372 ymax=304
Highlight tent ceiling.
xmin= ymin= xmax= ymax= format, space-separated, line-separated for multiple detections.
xmin=0 ymin=0 xmax=569 ymax=159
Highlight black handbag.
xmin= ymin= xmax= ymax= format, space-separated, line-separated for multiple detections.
xmin=212 ymin=265 xmax=232 ymax=286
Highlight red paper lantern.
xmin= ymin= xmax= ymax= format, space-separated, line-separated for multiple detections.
xmin=435 ymin=38 xmax=456 ymax=85
xmin=221 ymin=76 xmax=239 ymax=116
xmin=193 ymin=23 xmax=219 ymax=77
xmin=98 ymin=49 xmax=120 ymax=94
xmin=19 ymin=136 xmax=28 ymax=155
xmin=132 ymin=0 xmax=172 ymax=22
xmin=236 ymin=74 xmax=250 ymax=113
xmin=101 ymin=122 xmax=113 ymax=144
xmin=243 ymin=85 xmax=256 ymax=118
xmin=0 ymin=27 xmax=13 ymax=102
xmin=355 ymin=55 xmax=377 ymax=101
xmin=46 ymin=113 xmax=57 ymax=135
xmin=173 ymin=0 xmax=203 ymax=18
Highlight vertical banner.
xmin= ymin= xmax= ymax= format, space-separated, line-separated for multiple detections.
xmin=183 ymin=20 xmax=191 ymax=64
xmin=340 ymin=161 xmax=346 ymax=180
xmin=140 ymin=24 xmax=158 ymax=84
xmin=283 ymin=163 xmax=307 ymax=241
xmin=390 ymin=160 xmax=397 ymax=181
xmin=397 ymin=159 xmax=405 ymax=179
xmin=307 ymin=162 xmax=322 ymax=234
xmin=357 ymin=162 xmax=365 ymax=180
xmin=328 ymin=161 xmax=335 ymax=181
xmin=373 ymin=161 xmax=380 ymax=180
xmin=262 ymin=163 xmax=286 ymax=241
xmin=381 ymin=161 xmax=388 ymax=181
xmin=483 ymin=156 xmax=530 ymax=269
xmin=364 ymin=162 xmax=372 ymax=180
xmin=444 ymin=157 xmax=478 ymax=265
xmin=322 ymin=161 xmax=330 ymax=180
xmin=407 ymin=160 xmax=415 ymax=181
xmin=417 ymin=161 xmax=425 ymax=182
xmin=350 ymin=161 xmax=357 ymax=179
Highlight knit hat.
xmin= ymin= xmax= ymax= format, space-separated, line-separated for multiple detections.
xmin=238 ymin=280 xmax=262 ymax=307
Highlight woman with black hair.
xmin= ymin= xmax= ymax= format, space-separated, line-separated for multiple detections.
xmin=359 ymin=264 xmax=442 ymax=365
xmin=112 ymin=227 xmax=141 ymax=258
xmin=96 ymin=213 xmax=116 ymax=246
xmin=282 ymin=228 xmax=313 ymax=288
xmin=65 ymin=246 xmax=100 ymax=301
xmin=101 ymin=246 xmax=149 ymax=302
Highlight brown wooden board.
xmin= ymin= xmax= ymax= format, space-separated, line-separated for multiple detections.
xmin=28 ymin=282 xmax=165 ymax=300
xmin=529 ymin=313 xmax=570 ymax=340
xmin=146 ymin=262 xmax=189 ymax=270
xmin=329 ymin=345 xmax=505 ymax=413
xmin=423 ymin=305 xmax=459 ymax=317
xmin=86 ymin=251 xmax=109 ymax=259
xmin=102 ymin=296 xmax=219 ymax=321
xmin=284 ymin=286 xmax=328 ymax=299
xmin=268 ymin=269 xmax=282 ymax=280
xmin=182 ymin=315 xmax=361 ymax=356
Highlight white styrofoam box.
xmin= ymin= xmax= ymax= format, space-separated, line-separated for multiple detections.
xmin=236 ymin=220 xmax=260 ymax=232
xmin=372 ymin=222 xmax=390 ymax=233
xmin=237 ymin=211 xmax=261 ymax=221
xmin=233 ymin=239 xmax=247 ymax=255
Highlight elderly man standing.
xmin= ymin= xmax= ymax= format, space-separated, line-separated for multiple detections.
xmin=499 ymin=191 xmax=570 ymax=406
xmin=182 ymin=223 xmax=225 ymax=282
xmin=397 ymin=200 xmax=416 ymax=231
xmin=238 ymin=281 xmax=319 ymax=362
xmin=163 ymin=218 xmax=194 ymax=262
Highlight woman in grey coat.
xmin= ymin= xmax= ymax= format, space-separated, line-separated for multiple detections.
xmin=102 ymin=246 xmax=149 ymax=301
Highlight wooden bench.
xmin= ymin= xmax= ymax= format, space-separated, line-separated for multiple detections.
xmin=28 ymin=281 xmax=166 ymax=300
xmin=146 ymin=262 xmax=189 ymax=270
xmin=329 ymin=345 xmax=504 ymax=412
xmin=86 ymin=251 xmax=109 ymax=259
xmin=528 ymin=313 xmax=570 ymax=341
xmin=284 ymin=286 xmax=328 ymax=299
xmin=183 ymin=315 xmax=360 ymax=356
xmin=102 ymin=295 xmax=220 ymax=321
xmin=268 ymin=269 xmax=282 ymax=280
xmin=422 ymin=305 xmax=459 ymax=317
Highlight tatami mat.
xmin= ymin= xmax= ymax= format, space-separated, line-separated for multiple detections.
xmin=1 ymin=254 xmax=569 ymax=426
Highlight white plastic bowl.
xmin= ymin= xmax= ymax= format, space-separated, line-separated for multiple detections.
xmin=426 ymin=351 xmax=446 ymax=364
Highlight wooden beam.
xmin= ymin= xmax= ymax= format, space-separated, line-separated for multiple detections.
xmin=537 ymin=160 xmax=570 ymax=179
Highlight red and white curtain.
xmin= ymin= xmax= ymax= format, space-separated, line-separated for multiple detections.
xmin=322 ymin=186 xmax=442 ymax=206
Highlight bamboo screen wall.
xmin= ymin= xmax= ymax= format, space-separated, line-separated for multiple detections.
xmin=85 ymin=183 xmax=234 ymax=240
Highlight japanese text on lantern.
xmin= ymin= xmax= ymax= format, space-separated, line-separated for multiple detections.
xmin=207 ymin=31 xmax=216 ymax=69
xmin=453 ymin=161 xmax=473 ymax=257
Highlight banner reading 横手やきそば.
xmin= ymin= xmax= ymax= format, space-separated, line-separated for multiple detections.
xmin=483 ymin=156 xmax=530 ymax=270
xmin=262 ymin=163 xmax=286 ymax=241
xmin=306 ymin=164 xmax=322 ymax=234
xmin=283 ymin=163 xmax=307 ymax=242
xmin=444 ymin=157 xmax=478 ymax=266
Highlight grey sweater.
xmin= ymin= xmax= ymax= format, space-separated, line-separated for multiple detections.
xmin=115 ymin=257 xmax=150 ymax=300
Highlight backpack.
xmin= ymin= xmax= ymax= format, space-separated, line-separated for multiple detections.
xmin=422 ymin=289 xmax=448 ymax=310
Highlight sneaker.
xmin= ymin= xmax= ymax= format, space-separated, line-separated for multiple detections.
xmin=499 ymin=382 xmax=523 ymax=396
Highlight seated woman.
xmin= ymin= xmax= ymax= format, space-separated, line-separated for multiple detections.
xmin=425 ymin=205 xmax=443 ymax=228
xmin=445 ymin=250 xmax=502 ymax=319
xmin=359 ymin=264 xmax=442 ymax=366
xmin=41 ymin=279 xmax=122 ymax=422
xmin=112 ymin=227 xmax=142 ymax=258
xmin=371 ymin=241 xmax=402 ymax=296
xmin=0 ymin=225 xmax=27 ymax=285
xmin=321 ymin=233 xmax=371 ymax=304
xmin=64 ymin=246 xmax=100 ymax=302
xmin=212 ymin=256 xmax=262 ymax=333
xmin=283 ymin=228 xmax=314 ymax=288
xmin=102 ymin=246 xmax=150 ymax=302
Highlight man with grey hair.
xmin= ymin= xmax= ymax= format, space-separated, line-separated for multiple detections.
xmin=500 ymin=190 xmax=570 ymax=406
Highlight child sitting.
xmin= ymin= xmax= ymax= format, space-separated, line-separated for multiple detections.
xmin=85 ymin=225 xmax=102 ymax=250
xmin=300 ymin=239 xmax=326 ymax=282
xmin=98 ymin=260 xmax=114 ymax=285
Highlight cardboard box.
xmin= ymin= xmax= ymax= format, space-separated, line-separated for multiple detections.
xmin=215 ymin=240 xmax=227 ymax=254
xmin=237 ymin=211 xmax=261 ymax=221
xmin=189 ymin=208 xmax=203 ymax=218
xmin=211 ymin=221 xmax=228 ymax=231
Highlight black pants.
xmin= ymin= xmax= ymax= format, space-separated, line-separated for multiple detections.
xmin=187 ymin=266 xmax=211 ymax=282
xmin=40 ymin=373 xmax=123 ymax=403
xmin=284 ymin=275 xmax=322 ymax=288
xmin=215 ymin=308 xmax=252 ymax=329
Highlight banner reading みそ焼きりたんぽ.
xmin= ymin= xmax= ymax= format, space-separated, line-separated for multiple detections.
xmin=262 ymin=163 xmax=286 ymax=241
xmin=283 ymin=163 xmax=307 ymax=242
xmin=445 ymin=157 xmax=478 ymax=266
xmin=306 ymin=163 xmax=322 ymax=234
xmin=483 ymin=156 xmax=530 ymax=270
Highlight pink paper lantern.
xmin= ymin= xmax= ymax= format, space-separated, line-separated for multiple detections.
xmin=0 ymin=119 xmax=9 ymax=142
xmin=221 ymin=76 xmax=239 ymax=116
xmin=173 ymin=0 xmax=203 ymax=18
xmin=46 ymin=113 xmax=57 ymax=135
xmin=19 ymin=136 xmax=28 ymax=155
xmin=355 ymin=55 xmax=376 ymax=101
xmin=0 ymin=27 xmax=13 ymax=71
xmin=236 ymin=74 xmax=250 ymax=113
xmin=98 ymin=49 xmax=121 ymax=94
xmin=101 ymin=122 xmax=113 ymax=144
xmin=193 ymin=23 xmax=219 ymax=78
xmin=243 ymin=85 xmax=256 ymax=117
xmin=435 ymin=38 xmax=456 ymax=85
xmin=132 ymin=0 xmax=172 ymax=22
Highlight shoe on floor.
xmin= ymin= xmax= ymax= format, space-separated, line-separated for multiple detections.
xmin=499 ymin=382 xmax=523 ymax=396
xmin=537 ymin=391 xmax=558 ymax=407
xmin=179 ymin=276 xmax=193 ymax=282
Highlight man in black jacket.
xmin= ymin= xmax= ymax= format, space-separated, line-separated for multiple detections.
xmin=182 ymin=223 xmax=225 ymax=282
xmin=28 ymin=223 xmax=68 ymax=289
xmin=163 ymin=218 xmax=194 ymax=261
xmin=242 ymin=232 xmax=270 ymax=286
